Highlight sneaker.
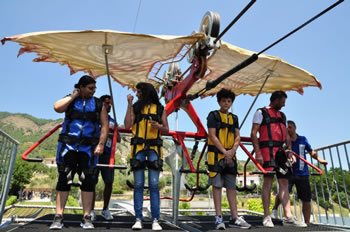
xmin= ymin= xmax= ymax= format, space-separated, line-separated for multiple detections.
xmin=215 ymin=215 xmax=226 ymax=230
xmin=132 ymin=218 xmax=143 ymax=230
xmin=90 ymin=210 xmax=96 ymax=221
xmin=80 ymin=215 xmax=94 ymax=230
xmin=271 ymin=209 xmax=278 ymax=219
xmin=228 ymin=216 xmax=252 ymax=229
xmin=49 ymin=214 xmax=63 ymax=230
xmin=152 ymin=219 xmax=163 ymax=231
xmin=283 ymin=216 xmax=307 ymax=227
xmin=263 ymin=215 xmax=274 ymax=228
xmin=101 ymin=209 xmax=114 ymax=221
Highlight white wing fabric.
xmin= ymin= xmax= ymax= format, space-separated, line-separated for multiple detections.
xmin=2 ymin=30 xmax=321 ymax=95
xmin=193 ymin=41 xmax=321 ymax=96
xmin=2 ymin=30 xmax=204 ymax=88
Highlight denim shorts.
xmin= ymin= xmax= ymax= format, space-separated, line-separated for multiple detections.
xmin=208 ymin=173 xmax=236 ymax=189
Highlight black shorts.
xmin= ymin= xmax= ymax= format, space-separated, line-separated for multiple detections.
xmin=56 ymin=151 xmax=98 ymax=192
xmin=264 ymin=149 xmax=292 ymax=179
xmin=97 ymin=151 xmax=115 ymax=184
xmin=289 ymin=175 xmax=311 ymax=202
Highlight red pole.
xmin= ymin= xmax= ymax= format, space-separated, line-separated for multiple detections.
xmin=21 ymin=123 xmax=62 ymax=162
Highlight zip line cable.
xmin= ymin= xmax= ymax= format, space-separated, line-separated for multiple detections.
xmin=133 ymin=0 xmax=142 ymax=33
xmin=190 ymin=0 xmax=344 ymax=100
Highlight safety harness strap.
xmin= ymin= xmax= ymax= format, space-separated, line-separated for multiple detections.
xmin=212 ymin=110 xmax=235 ymax=132
xmin=131 ymin=137 xmax=163 ymax=147
xmin=259 ymin=141 xmax=284 ymax=148
xmin=59 ymin=134 xmax=99 ymax=146
xmin=65 ymin=97 xmax=102 ymax=122
xmin=207 ymin=145 xmax=237 ymax=175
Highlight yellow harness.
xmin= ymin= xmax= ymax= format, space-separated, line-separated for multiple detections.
xmin=207 ymin=111 xmax=236 ymax=177
xmin=131 ymin=103 xmax=163 ymax=158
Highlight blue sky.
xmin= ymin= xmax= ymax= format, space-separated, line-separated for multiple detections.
xmin=1 ymin=0 xmax=349 ymax=153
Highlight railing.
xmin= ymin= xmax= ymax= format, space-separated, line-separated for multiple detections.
xmin=0 ymin=129 xmax=19 ymax=224
xmin=290 ymin=140 xmax=350 ymax=228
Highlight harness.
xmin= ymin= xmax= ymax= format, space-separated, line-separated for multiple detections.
xmin=258 ymin=107 xmax=286 ymax=168
xmin=57 ymin=159 xmax=99 ymax=186
xmin=130 ymin=103 xmax=164 ymax=171
xmin=57 ymin=96 xmax=102 ymax=163
xmin=65 ymin=97 xmax=101 ymax=122
xmin=207 ymin=110 xmax=237 ymax=177
xmin=275 ymin=149 xmax=292 ymax=176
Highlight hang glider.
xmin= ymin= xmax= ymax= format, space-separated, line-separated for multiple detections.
xmin=2 ymin=29 xmax=321 ymax=96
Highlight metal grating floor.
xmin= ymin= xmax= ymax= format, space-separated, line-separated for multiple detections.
xmin=0 ymin=214 xmax=347 ymax=232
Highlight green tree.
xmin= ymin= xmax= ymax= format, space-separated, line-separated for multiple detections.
xmin=9 ymin=156 xmax=35 ymax=196
xmin=332 ymin=192 xmax=349 ymax=208
xmin=310 ymin=167 xmax=350 ymax=212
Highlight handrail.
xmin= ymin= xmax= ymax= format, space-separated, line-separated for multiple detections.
xmin=315 ymin=140 xmax=350 ymax=151
xmin=288 ymin=150 xmax=323 ymax=175
xmin=21 ymin=123 xmax=62 ymax=162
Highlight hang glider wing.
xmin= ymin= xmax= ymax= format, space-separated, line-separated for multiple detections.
xmin=190 ymin=41 xmax=321 ymax=96
xmin=2 ymin=30 xmax=204 ymax=88
xmin=2 ymin=30 xmax=321 ymax=95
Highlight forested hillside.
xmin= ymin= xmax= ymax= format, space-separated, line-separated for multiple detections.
xmin=0 ymin=112 xmax=61 ymax=157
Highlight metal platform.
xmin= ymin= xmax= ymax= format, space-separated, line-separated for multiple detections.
xmin=176 ymin=215 xmax=347 ymax=232
xmin=0 ymin=214 xmax=347 ymax=232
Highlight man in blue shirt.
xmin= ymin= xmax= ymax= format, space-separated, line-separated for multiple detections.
xmin=91 ymin=95 xmax=117 ymax=221
xmin=272 ymin=120 xmax=327 ymax=225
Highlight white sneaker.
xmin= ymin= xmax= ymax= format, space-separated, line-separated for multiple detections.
xmin=271 ymin=209 xmax=278 ymax=219
xmin=49 ymin=214 xmax=64 ymax=230
xmin=101 ymin=209 xmax=114 ymax=221
xmin=263 ymin=215 xmax=274 ymax=228
xmin=90 ymin=210 xmax=96 ymax=221
xmin=228 ymin=216 xmax=251 ymax=229
xmin=80 ymin=215 xmax=94 ymax=230
xmin=152 ymin=219 xmax=162 ymax=231
xmin=132 ymin=219 xmax=143 ymax=230
xmin=283 ymin=216 xmax=307 ymax=227
xmin=215 ymin=215 xmax=226 ymax=230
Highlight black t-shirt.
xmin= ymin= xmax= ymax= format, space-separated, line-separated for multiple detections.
xmin=207 ymin=111 xmax=239 ymax=130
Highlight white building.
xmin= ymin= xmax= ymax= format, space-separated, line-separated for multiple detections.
xmin=236 ymin=174 xmax=260 ymax=187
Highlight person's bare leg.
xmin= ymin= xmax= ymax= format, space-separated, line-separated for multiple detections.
xmin=226 ymin=188 xmax=238 ymax=218
xmin=213 ymin=186 xmax=222 ymax=216
xmin=81 ymin=191 xmax=94 ymax=216
xmin=302 ymin=201 xmax=311 ymax=224
xmin=278 ymin=178 xmax=292 ymax=218
xmin=55 ymin=191 xmax=69 ymax=215
xmin=262 ymin=176 xmax=273 ymax=217
xmin=91 ymin=191 xmax=96 ymax=210
xmin=273 ymin=194 xmax=281 ymax=210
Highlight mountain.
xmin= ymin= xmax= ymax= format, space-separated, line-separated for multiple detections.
xmin=0 ymin=112 xmax=62 ymax=158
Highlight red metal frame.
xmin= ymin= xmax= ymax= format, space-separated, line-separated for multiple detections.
xmin=289 ymin=150 xmax=323 ymax=175
xmin=162 ymin=56 xmax=207 ymax=173
xmin=21 ymin=123 xmax=62 ymax=162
